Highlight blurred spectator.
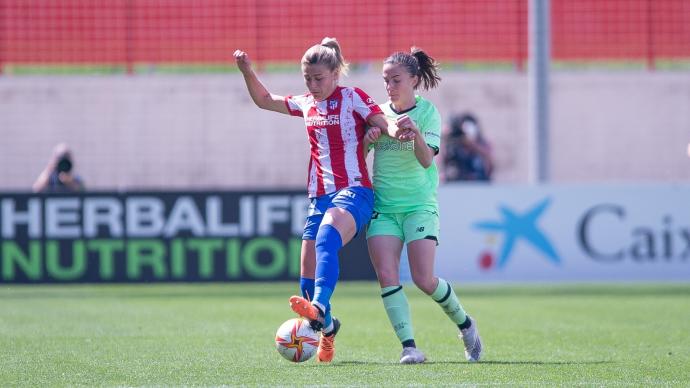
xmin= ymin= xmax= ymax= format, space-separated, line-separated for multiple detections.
xmin=443 ymin=113 xmax=494 ymax=182
xmin=33 ymin=143 xmax=85 ymax=193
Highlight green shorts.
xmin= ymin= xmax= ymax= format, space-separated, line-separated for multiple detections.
xmin=366 ymin=210 xmax=439 ymax=244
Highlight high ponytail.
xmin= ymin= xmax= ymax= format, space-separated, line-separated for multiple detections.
xmin=411 ymin=47 xmax=441 ymax=90
xmin=383 ymin=47 xmax=441 ymax=90
xmin=302 ymin=37 xmax=349 ymax=76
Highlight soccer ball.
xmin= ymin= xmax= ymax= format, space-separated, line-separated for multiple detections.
xmin=275 ymin=318 xmax=320 ymax=362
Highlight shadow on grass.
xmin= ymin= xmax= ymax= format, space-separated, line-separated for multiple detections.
xmin=334 ymin=360 xmax=613 ymax=366
xmin=462 ymin=360 xmax=613 ymax=365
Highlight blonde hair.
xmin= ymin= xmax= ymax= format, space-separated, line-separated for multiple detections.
xmin=301 ymin=37 xmax=349 ymax=76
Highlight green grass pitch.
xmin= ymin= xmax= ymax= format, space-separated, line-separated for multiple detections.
xmin=1 ymin=282 xmax=688 ymax=386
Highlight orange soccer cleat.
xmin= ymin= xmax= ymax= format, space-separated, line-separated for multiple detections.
xmin=317 ymin=317 xmax=340 ymax=363
xmin=288 ymin=295 xmax=320 ymax=321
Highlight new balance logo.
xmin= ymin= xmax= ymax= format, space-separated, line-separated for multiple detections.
xmin=416 ymin=226 xmax=425 ymax=232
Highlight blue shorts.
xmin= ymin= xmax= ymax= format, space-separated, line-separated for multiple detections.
xmin=302 ymin=186 xmax=374 ymax=240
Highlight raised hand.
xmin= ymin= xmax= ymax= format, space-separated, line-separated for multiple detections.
xmin=233 ymin=50 xmax=252 ymax=74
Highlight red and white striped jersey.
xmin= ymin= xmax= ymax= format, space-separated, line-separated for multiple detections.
xmin=285 ymin=86 xmax=382 ymax=198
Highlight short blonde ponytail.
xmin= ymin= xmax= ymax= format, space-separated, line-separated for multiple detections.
xmin=302 ymin=37 xmax=349 ymax=76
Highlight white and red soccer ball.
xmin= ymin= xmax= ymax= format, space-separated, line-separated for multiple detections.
xmin=275 ymin=318 xmax=320 ymax=362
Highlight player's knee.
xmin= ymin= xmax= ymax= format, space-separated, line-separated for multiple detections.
xmin=412 ymin=274 xmax=436 ymax=295
xmin=375 ymin=267 xmax=400 ymax=287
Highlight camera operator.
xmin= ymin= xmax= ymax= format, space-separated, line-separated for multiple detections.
xmin=443 ymin=113 xmax=494 ymax=182
xmin=33 ymin=143 xmax=85 ymax=193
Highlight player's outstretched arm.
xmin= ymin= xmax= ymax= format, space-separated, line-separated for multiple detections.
xmin=233 ymin=50 xmax=289 ymax=114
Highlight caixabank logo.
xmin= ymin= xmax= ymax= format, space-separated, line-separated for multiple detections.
xmin=473 ymin=198 xmax=561 ymax=271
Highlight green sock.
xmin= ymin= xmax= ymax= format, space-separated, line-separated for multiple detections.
xmin=381 ymin=285 xmax=414 ymax=344
xmin=430 ymin=278 xmax=468 ymax=326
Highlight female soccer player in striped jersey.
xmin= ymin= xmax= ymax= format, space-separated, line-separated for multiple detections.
xmin=363 ymin=48 xmax=483 ymax=364
xmin=234 ymin=38 xmax=409 ymax=363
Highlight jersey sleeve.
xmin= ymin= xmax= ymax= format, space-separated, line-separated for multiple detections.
xmin=352 ymin=87 xmax=383 ymax=121
xmin=423 ymin=104 xmax=442 ymax=154
xmin=284 ymin=95 xmax=306 ymax=117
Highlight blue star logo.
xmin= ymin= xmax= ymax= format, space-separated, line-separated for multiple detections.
xmin=473 ymin=198 xmax=560 ymax=268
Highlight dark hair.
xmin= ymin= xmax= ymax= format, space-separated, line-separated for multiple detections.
xmin=383 ymin=47 xmax=441 ymax=90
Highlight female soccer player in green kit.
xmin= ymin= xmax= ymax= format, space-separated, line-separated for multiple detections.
xmin=363 ymin=48 xmax=483 ymax=364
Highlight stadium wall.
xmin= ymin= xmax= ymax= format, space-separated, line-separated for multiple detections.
xmin=1 ymin=71 xmax=689 ymax=190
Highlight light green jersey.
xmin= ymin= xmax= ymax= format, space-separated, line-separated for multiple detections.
xmin=372 ymin=95 xmax=442 ymax=213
